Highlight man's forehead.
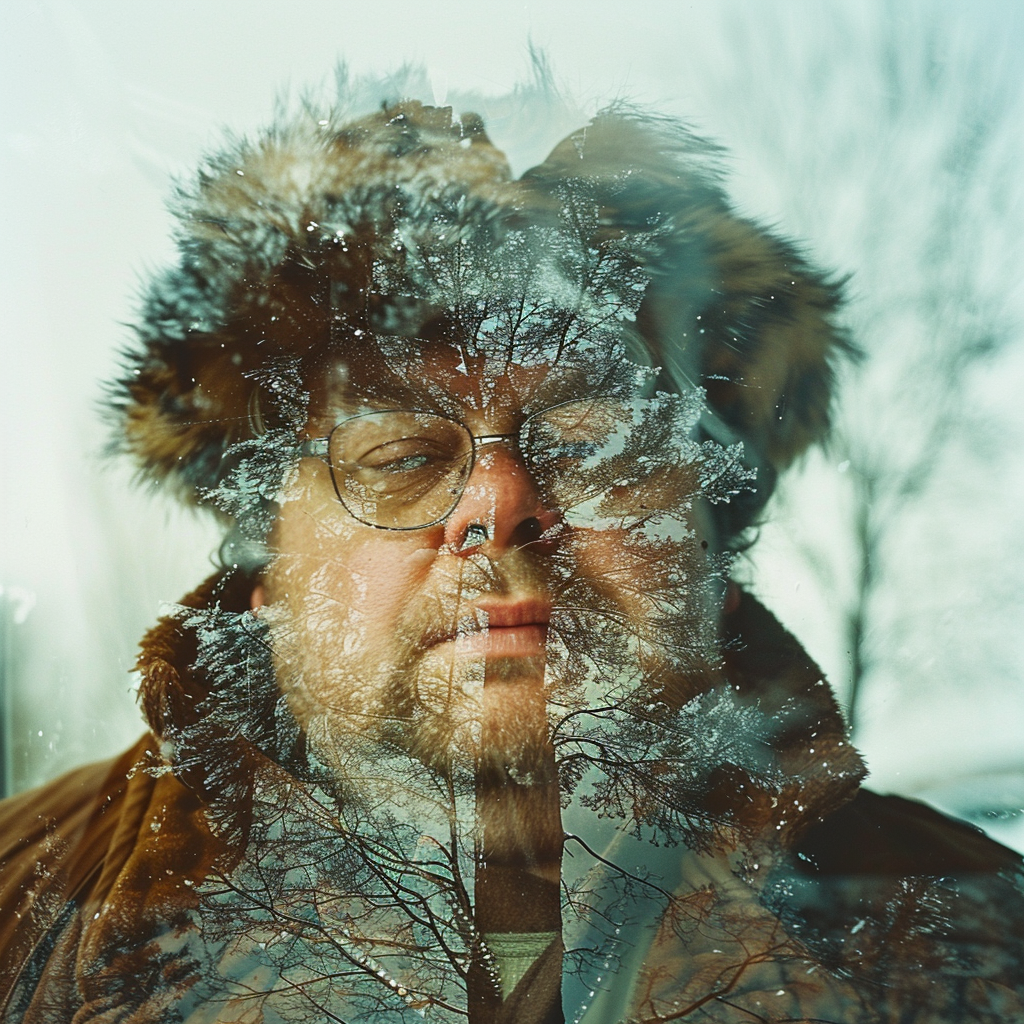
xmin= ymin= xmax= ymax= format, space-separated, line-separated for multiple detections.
xmin=316 ymin=338 xmax=648 ymax=420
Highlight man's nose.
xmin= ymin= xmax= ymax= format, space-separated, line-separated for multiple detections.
xmin=443 ymin=443 xmax=561 ymax=555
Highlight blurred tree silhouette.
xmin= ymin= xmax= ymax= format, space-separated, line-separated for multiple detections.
xmin=821 ymin=19 xmax=1021 ymax=732
xmin=711 ymin=4 xmax=1024 ymax=748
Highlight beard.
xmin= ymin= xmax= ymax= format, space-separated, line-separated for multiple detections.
xmin=265 ymin=548 xmax=563 ymax=788
xmin=264 ymin=516 xmax=722 ymax=801
xmin=391 ymin=654 xmax=556 ymax=783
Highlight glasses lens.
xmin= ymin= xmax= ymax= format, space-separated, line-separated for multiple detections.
xmin=523 ymin=399 xmax=624 ymax=470
xmin=521 ymin=399 xmax=629 ymax=511
xmin=328 ymin=411 xmax=473 ymax=529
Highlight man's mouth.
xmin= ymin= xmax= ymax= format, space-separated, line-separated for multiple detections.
xmin=436 ymin=598 xmax=552 ymax=659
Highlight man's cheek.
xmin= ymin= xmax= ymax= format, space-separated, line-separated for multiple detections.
xmin=564 ymin=525 xmax=698 ymax=616
xmin=271 ymin=519 xmax=440 ymax=613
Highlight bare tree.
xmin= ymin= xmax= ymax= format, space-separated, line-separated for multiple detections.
xmin=710 ymin=4 xmax=1024 ymax=743
xmin=828 ymin=22 xmax=1021 ymax=731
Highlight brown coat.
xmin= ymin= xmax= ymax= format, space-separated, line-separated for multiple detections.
xmin=2 ymin=584 xmax=1022 ymax=1023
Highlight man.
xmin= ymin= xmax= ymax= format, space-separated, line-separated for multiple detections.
xmin=1 ymin=99 xmax=1022 ymax=1023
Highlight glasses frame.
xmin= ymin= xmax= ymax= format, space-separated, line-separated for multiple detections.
xmin=299 ymin=409 xmax=523 ymax=532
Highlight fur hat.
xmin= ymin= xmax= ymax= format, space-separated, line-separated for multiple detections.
xmin=110 ymin=98 xmax=850 ymax=521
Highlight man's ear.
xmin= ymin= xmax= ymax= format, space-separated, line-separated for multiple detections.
xmin=250 ymin=584 xmax=267 ymax=614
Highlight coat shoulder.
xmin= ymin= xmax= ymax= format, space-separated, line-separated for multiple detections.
xmin=0 ymin=736 xmax=159 ymax=1017
xmin=795 ymin=787 xmax=1023 ymax=877
xmin=769 ymin=788 xmax=1024 ymax=1010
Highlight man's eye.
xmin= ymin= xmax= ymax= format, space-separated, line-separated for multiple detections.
xmin=549 ymin=440 xmax=597 ymax=460
xmin=526 ymin=399 xmax=624 ymax=453
xmin=527 ymin=439 xmax=595 ymax=472
xmin=354 ymin=439 xmax=451 ymax=477
xmin=366 ymin=453 xmax=432 ymax=474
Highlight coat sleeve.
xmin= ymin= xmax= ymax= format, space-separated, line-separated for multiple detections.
xmin=0 ymin=735 xmax=157 ymax=1019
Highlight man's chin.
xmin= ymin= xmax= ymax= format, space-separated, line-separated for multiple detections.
xmin=379 ymin=654 xmax=554 ymax=782
xmin=396 ymin=718 xmax=555 ymax=785
xmin=289 ymin=645 xmax=554 ymax=785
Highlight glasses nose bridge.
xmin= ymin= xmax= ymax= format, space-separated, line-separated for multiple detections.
xmin=469 ymin=429 xmax=522 ymax=455
xmin=456 ymin=428 xmax=529 ymax=507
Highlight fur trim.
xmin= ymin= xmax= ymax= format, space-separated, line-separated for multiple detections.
xmin=110 ymin=98 xmax=851 ymax=507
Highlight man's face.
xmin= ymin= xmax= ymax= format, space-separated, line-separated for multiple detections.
xmin=261 ymin=340 xmax=720 ymax=782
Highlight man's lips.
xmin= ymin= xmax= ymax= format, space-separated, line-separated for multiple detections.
xmin=432 ymin=598 xmax=552 ymax=658
xmin=455 ymin=624 xmax=548 ymax=658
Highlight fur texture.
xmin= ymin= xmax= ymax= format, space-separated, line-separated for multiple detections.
xmin=109 ymin=97 xmax=851 ymax=512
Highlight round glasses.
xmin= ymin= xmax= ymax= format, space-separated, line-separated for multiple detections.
xmin=299 ymin=401 xmax=618 ymax=530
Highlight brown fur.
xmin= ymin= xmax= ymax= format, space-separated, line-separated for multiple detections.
xmin=111 ymin=101 xmax=850 ymax=505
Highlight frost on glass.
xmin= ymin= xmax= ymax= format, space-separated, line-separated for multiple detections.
xmin=3 ymin=98 xmax=1022 ymax=1024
